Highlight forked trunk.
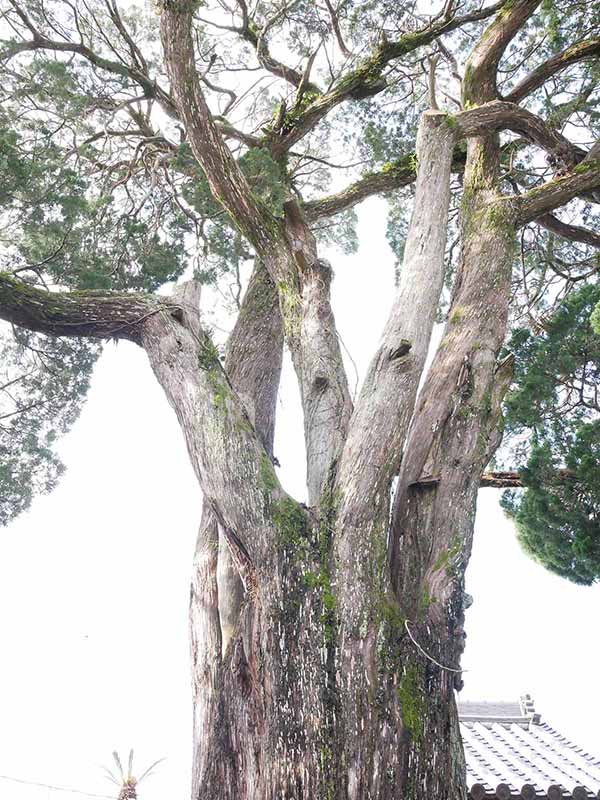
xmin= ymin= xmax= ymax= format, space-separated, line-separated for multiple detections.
xmin=138 ymin=113 xmax=479 ymax=800
xmin=149 ymin=11 xmax=531 ymax=790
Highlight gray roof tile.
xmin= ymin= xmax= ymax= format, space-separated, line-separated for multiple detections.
xmin=458 ymin=696 xmax=600 ymax=799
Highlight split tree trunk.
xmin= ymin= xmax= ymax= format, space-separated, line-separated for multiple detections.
xmin=143 ymin=111 xmax=474 ymax=800
xmin=160 ymin=5 xmax=536 ymax=791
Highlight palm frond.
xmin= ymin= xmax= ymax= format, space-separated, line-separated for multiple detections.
xmin=137 ymin=757 xmax=166 ymax=784
xmin=112 ymin=751 xmax=124 ymax=779
xmin=100 ymin=765 xmax=121 ymax=786
xmin=127 ymin=749 xmax=134 ymax=779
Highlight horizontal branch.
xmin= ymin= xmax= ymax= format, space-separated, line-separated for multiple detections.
xmin=505 ymin=38 xmax=600 ymax=103
xmin=303 ymin=145 xmax=464 ymax=221
xmin=538 ymin=213 xmax=600 ymax=248
xmin=480 ymin=469 xmax=577 ymax=488
xmin=0 ymin=272 xmax=167 ymax=343
xmin=304 ymin=157 xmax=418 ymax=220
xmin=411 ymin=469 xmax=577 ymax=489
xmin=517 ymin=159 xmax=600 ymax=225
xmin=215 ymin=119 xmax=262 ymax=148
xmin=272 ymin=1 xmax=505 ymax=152
xmin=454 ymin=100 xmax=585 ymax=167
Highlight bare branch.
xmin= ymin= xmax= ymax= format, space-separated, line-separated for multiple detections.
xmin=428 ymin=53 xmax=440 ymax=110
xmin=293 ymin=45 xmax=320 ymax=107
xmin=214 ymin=119 xmax=262 ymax=147
xmin=538 ymin=213 xmax=600 ymax=248
xmin=323 ymin=0 xmax=351 ymax=58
xmin=202 ymin=74 xmax=237 ymax=116
xmin=238 ymin=3 xmax=318 ymax=91
xmin=479 ymin=469 xmax=577 ymax=488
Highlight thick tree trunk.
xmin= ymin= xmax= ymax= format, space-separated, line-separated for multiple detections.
xmin=146 ymin=112 xmax=470 ymax=800
xmin=164 ymin=7 xmax=528 ymax=792
xmin=332 ymin=110 xmax=461 ymax=800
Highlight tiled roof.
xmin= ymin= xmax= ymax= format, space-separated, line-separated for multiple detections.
xmin=459 ymin=695 xmax=600 ymax=799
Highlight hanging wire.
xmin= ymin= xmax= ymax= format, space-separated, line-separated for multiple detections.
xmin=0 ymin=774 xmax=115 ymax=798
xmin=404 ymin=619 xmax=468 ymax=674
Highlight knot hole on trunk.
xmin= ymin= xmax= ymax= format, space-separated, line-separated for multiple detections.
xmin=389 ymin=339 xmax=412 ymax=364
xmin=313 ymin=375 xmax=329 ymax=392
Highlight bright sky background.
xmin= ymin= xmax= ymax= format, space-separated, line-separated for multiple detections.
xmin=1 ymin=199 xmax=599 ymax=800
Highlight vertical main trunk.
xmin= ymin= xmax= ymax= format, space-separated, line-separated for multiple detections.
xmin=385 ymin=134 xmax=517 ymax=797
xmin=333 ymin=110 xmax=461 ymax=800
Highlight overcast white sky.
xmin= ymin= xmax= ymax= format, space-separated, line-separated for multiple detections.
xmin=1 ymin=199 xmax=599 ymax=800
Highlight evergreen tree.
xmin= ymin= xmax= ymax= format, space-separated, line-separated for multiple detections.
xmin=501 ymin=285 xmax=600 ymax=584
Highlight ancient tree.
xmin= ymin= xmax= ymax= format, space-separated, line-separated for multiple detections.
xmin=1 ymin=0 xmax=599 ymax=797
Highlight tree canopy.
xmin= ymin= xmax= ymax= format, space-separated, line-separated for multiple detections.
xmin=1 ymin=3 xmax=599 ymax=561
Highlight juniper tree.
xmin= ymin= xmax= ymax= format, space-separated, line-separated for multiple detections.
xmin=500 ymin=285 xmax=600 ymax=585
xmin=1 ymin=1 xmax=599 ymax=797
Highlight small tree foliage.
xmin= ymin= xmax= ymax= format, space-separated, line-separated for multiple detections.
xmin=501 ymin=285 xmax=600 ymax=584
xmin=0 ymin=327 xmax=99 ymax=525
